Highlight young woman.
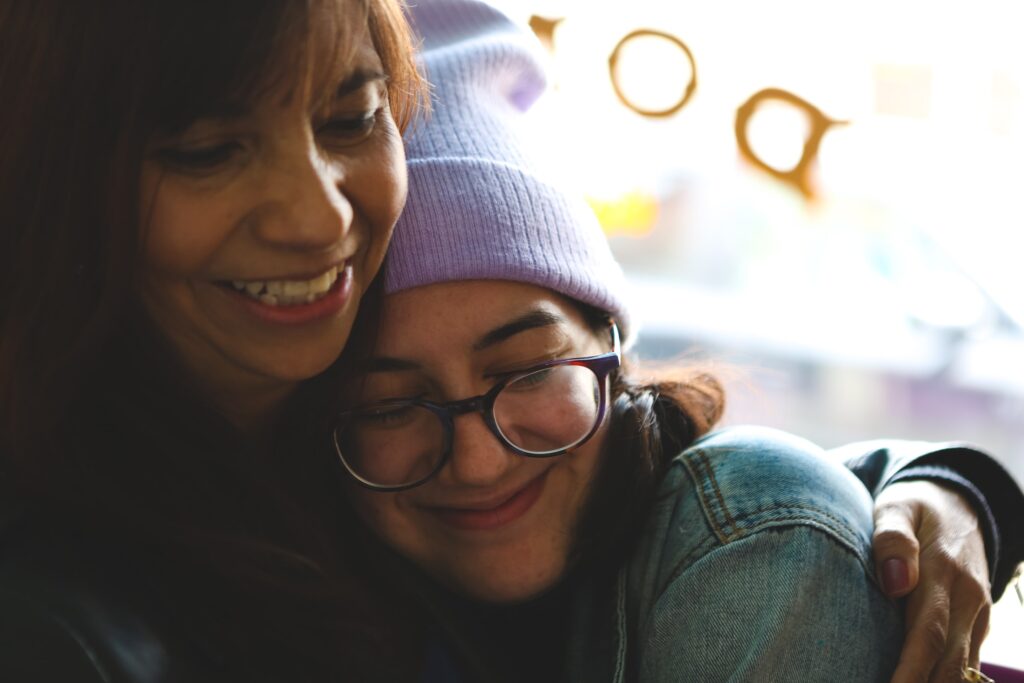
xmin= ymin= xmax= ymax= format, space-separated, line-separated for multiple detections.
xmin=0 ymin=1 xmax=427 ymax=680
xmin=336 ymin=2 xmax=1024 ymax=681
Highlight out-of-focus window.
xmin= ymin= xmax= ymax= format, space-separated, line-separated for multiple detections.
xmin=494 ymin=0 xmax=1024 ymax=662
xmin=492 ymin=0 xmax=1024 ymax=452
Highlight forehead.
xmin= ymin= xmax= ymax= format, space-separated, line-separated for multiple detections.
xmin=273 ymin=9 xmax=384 ymax=112
xmin=376 ymin=281 xmax=587 ymax=351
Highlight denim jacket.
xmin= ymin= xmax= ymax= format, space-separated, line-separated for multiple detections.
xmin=562 ymin=426 xmax=906 ymax=682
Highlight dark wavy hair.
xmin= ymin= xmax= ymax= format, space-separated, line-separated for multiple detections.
xmin=0 ymin=1 xmax=425 ymax=680
xmin=560 ymin=305 xmax=726 ymax=577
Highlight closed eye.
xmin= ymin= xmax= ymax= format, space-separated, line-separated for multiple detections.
xmin=352 ymin=402 xmax=422 ymax=429
xmin=152 ymin=142 xmax=242 ymax=173
xmin=506 ymin=367 xmax=555 ymax=391
xmin=318 ymin=109 xmax=381 ymax=147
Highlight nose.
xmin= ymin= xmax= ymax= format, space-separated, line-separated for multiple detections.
xmin=441 ymin=412 xmax=516 ymax=487
xmin=250 ymin=136 xmax=354 ymax=251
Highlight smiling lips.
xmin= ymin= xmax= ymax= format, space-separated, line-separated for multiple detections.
xmin=231 ymin=263 xmax=345 ymax=306
xmin=224 ymin=262 xmax=355 ymax=325
xmin=426 ymin=470 xmax=549 ymax=531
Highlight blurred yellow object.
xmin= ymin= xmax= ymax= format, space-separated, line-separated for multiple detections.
xmin=587 ymin=190 xmax=659 ymax=237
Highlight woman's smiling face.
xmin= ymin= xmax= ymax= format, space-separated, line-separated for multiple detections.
xmin=344 ymin=280 xmax=613 ymax=603
xmin=138 ymin=15 xmax=405 ymax=427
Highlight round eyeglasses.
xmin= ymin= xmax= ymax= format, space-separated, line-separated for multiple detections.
xmin=333 ymin=323 xmax=621 ymax=491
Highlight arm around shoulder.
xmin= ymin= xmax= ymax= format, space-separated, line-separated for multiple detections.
xmin=833 ymin=439 xmax=1024 ymax=599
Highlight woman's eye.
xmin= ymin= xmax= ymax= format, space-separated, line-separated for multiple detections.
xmin=362 ymin=406 xmax=410 ymax=424
xmin=354 ymin=402 xmax=425 ymax=430
xmin=508 ymin=368 xmax=555 ymax=391
xmin=318 ymin=109 xmax=380 ymax=146
xmin=153 ymin=143 xmax=240 ymax=172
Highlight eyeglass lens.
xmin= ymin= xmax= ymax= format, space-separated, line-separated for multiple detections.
xmin=336 ymin=363 xmax=603 ymax=488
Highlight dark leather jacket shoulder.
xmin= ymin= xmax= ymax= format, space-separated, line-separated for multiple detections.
xmin=0 ymin=524 xmax=212 ymax=683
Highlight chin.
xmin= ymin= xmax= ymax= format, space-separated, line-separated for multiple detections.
xmin=236 ymin=345 xmax=335 ymax=385
xmin=250 ymin=326 xmax=355 ymax=383
xmin=270 ymin=350 xmax=343 ymax=382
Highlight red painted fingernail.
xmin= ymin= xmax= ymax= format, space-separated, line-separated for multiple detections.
xmin=882 ymin=558 xmax=909 ymax=596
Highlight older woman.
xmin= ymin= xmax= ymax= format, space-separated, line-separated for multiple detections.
xmin=0 ymin=1 xmax=424 ymax=680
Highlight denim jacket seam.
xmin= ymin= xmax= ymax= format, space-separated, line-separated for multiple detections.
xmin=611 ymin=568 xmax=629 ymax=683
xmin=680 ymin=449 xmax=873 ymax=572
xmin=653 ymin=533 xmax=719 ymax=604
xmin=681 ymin=449 xmax=741 ymax=543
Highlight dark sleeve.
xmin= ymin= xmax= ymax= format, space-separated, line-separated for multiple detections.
xmin=0 ymin=594 xmax=111 ymax=683
xmin=832 ymin=440 xmax=1024 ymax=602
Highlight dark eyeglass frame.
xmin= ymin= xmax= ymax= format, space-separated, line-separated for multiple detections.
xmin=334 ymin=322 xmax=622 ymax=492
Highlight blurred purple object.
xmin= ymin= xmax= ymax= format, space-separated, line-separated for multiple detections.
xmin=983 ymin=662 xmax=1024 ymax=682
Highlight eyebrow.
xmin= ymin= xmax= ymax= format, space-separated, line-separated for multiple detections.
xmin=472 ymin=309 xmax=565 ymax=351
xmin=358 ymin=309 xmax=566 ymax=374
xmin=192 ymin=69 xmax=387 ymax=123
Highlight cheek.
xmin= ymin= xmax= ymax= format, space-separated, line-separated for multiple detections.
xmin=356 ymin=121 xmax=407 ymax=270
xmin=380 ymin=124 xmax=408 ymax=219
xmin=567 ymin=428 xmax=608 ymax=487
xmin=555 ymin=430 xmax=610 ymax=528
xmin=140 ymin=175 xmax=239 ymax=276
xmin=348 ymin=489 xmax=413 ymax=548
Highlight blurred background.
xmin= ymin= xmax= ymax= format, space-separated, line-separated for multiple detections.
xmin=493 ymin=0 xmax=1023 ymax=666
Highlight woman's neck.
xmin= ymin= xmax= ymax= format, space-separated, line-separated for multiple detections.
xmin=214 ymin=383 xmax=293 ymax=441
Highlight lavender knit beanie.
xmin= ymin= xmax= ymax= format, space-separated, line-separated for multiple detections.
xmin=386 ymin=0 xmax=633 ymax=338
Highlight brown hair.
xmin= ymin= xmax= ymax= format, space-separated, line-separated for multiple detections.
xmin=1 ymin=1 xmax=426 ymax=679
xmin=564 ymin=305 xmax=727 ymax=574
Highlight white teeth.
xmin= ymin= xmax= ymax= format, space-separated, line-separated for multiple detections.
xmin=232 ymin=266 xmax=341 ymax=307
xmin=308 ymin=269 xmax=336 ymax=295
xmin=282 ymin=280 xmax=309 ymax=296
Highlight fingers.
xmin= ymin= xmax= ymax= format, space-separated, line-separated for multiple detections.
xmin=967 ymin=602 xmax=991 ymax=669
xmin=886 ymin=546 xmax=992 ymax=683
xmin=875 ymin=480 xmax=993 ymax=683
xmin=887 ymin=581 xmax=949 ymax=683
xmin=873 ymin=497 xmax=921 ymax=598
xmin=929 ymin=579 xmax=989 ymax=682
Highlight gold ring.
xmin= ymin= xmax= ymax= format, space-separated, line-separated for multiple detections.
xmin=964 ymin=666 xmax=995 ymax=683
